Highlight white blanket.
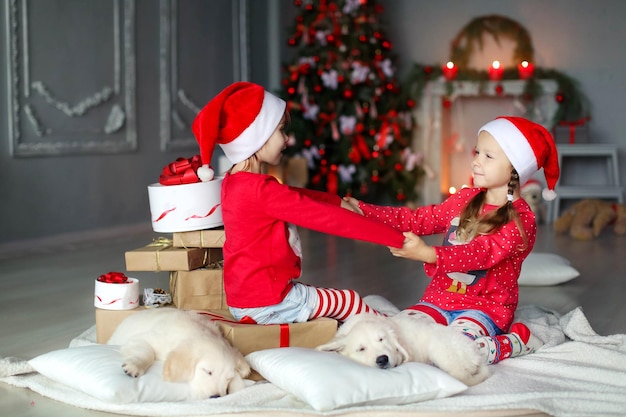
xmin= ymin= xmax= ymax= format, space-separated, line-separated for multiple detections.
xmin=2 ymin=305 xmax=626 ymax=417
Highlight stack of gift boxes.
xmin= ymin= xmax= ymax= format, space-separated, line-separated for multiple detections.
xmin=94 ymin=158 xmax=337 ymax=377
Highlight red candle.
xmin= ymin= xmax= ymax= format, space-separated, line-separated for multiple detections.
xmin=442 ymin=61 xmax=458 ymax=81
xmin=488 ymin=60 xmax=504 ymax=81
xmin=517 ymin=60 xmax=535 ymax=79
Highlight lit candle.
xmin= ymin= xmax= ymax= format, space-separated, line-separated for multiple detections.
xmin=517 ymin=60 xmax=535 ymax=79
xmin=488 ymin=60 xmax=504 ymax=81
xmin=442 ymin=61 xmax=458 ymax=81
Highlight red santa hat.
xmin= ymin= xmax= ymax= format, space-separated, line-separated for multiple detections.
xmin=478 ymin=116 xmax=560 ymax=200
xmin=191 ymin=82 xmax=286 ymax=181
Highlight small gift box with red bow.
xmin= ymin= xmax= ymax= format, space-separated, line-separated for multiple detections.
xmin=94 ymin=272 xmax=140 ymax=310
xmin=147 ymin=155 xmax=223 ymax=233
xmin=553 ymin=118 xmax=590 ymax=144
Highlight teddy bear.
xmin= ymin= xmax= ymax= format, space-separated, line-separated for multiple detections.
xmin=520 ymin=179 xmax=546 ymax=223
xmin=553 ymin=199 xmax=626 ymax=240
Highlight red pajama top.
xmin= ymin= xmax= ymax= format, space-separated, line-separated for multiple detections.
xmin=221 ymin=172 xmax=405 ymax=308
xmin=359 ymin=187 xmax=536 ymax=331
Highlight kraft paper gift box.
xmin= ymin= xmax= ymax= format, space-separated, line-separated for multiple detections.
xmin=95 ymin=308 xmax=338 ymax=378
xmin=173 ymin=227 xmax=226 ymax=248
xmin=125 ymin=239 xmax=223 ymax=271
xmin=170 ymin=266 xmax=228 ymax=311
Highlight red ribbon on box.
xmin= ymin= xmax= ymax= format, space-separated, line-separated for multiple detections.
xmin=557 ymin=116 xmax=590 ymax=144
xmin=159 ymin=155 xmax=203 ymax=185
xmin=97 ymin=272 xmax=129 ymax=283
xmin=197 ymin=312 xmax=291 ymax=347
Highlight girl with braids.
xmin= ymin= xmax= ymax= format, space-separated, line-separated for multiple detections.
xmin=345 ymin=116 xmax=560 ymax=364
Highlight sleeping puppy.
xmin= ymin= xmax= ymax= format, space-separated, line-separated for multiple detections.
xmin=316 ymin=312 xmax=489 ymax=386
xmin=107 ymin=308 xmax=250 ymax=399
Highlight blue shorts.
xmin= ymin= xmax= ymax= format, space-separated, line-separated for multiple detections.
xmin=229 ymin=282 xmax=318 ymax=325
xmin=403 ymin=301 xmax=503 ymax=336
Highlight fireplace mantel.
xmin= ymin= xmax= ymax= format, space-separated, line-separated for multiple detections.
xmin=413 ymin=78 xmax=559 ymax=205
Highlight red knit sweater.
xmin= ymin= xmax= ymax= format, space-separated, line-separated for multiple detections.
xmin=221 ymin=172 xmax=405 ymax=308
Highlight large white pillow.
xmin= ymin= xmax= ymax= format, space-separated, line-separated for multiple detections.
xmin=28 ymin=344 xmax=195 ymax=403
xmin=518 ymin=252 xmax=580 ymax=286
xmin=246 ymin=347 xmax=467 ymax=411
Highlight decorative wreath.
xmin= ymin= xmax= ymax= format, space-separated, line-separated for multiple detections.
xmin=450 ymin=14 xmax=534 ymax=70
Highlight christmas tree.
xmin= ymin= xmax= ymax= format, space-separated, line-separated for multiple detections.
xmin=279 ymin=0 xmax=424 ymax=203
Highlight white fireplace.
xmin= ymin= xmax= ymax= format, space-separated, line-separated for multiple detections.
xmin=413 ymin=78 xmax=559 ymax=205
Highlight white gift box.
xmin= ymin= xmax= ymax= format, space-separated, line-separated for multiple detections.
xmin=94 ymin=278 xmax=140 ymax=310
xmin=147 ymin=177 xmax=223 ymax=233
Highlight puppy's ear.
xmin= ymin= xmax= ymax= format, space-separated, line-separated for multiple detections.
xmin=163 ymin=347 xmax=196 ymax=382
xmin=315 ymin=336 xmax=346 ymax=353
xmin=235 ymin=351 xmax=251 ymax=378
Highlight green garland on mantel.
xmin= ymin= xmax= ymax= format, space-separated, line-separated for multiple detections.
xmin=402 ymin=15 xmax=591 ymax=125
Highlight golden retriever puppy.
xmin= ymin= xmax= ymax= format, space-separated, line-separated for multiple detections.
xmin=316 ymin=312 xmax=489 ymax=386
xmin=107 ymin=308 xmax=250 ymax=399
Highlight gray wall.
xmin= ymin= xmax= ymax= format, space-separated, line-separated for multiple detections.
xmin=2 ymin=0 xmax=625 ymax=247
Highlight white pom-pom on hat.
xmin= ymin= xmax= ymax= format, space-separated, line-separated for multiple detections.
xmin=197 ymin=164 xmax=214 ymax=182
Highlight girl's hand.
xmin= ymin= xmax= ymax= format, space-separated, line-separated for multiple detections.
xmin=389 ymin=232 xmax=437 ymax=263
xmin=341 ymin=197 xmax=363 ymax=215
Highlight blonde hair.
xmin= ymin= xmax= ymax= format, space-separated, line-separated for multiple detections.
xmin=456 ymin=169 xmax=528 ymax=250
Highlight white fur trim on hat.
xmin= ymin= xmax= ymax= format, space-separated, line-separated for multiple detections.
xmin=219 ymin=91 xmax=286 ymax=164
xmin=478 ymin=118 xmax=538 ymax=186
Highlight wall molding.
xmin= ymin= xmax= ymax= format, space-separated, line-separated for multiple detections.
xmin=5 ymin=0 xmax=137 ymax=157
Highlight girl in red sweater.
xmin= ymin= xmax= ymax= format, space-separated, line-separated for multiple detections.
xmin=345 ymin=117 xmax=560 ymax=364
xmin=192 ymin=82 xmax=405 ymax=325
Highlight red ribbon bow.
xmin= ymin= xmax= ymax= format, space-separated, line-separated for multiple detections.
xmin=97 ymin=272 xmax=129 ymax=284
xmin=159 ymin=155 xmax=203 ymax=185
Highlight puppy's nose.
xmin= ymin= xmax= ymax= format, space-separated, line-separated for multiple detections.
xmin=210 ymin=394 xmax=221 ymax=399
xmin=376 ymin=355 xmax=389 ymax=368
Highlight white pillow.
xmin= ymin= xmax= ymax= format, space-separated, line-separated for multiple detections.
xmin=246 ymin=347 xmax=467 ymax=411
xmin=519 ymin=252 xmax=580 ymax=286
xmin=28 ymin=344 xmax=194 ymax=403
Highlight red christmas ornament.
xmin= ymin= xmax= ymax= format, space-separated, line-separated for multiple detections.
xmin=360 ymin=183 xmax=368 ymax=195
xmin=373 ymin=31 xmax=382 ymax=39
xmin=305 ymin=3 xmax=313 ymax=11
xmin=326 ymin=34 xmax=335 ymax=44
xmin=337 ymin=75 xmax=345 ymax=83
xmin=372 ymin=150 xmax=380 ymax=158
xmin=371 ymin=173 xmax=380 ymax=183
xmin=288 ymin=38 xmax=297 ymax=46
xmin=369 ymin=128 xmax=376 ymax=136
xmin=304 ymin=139 xmax=312 ymax=147
xmin=407 ymin=99 xmax=416 ymax=108
xmin=396 ymin=191 xmax=406 ymax=201
xmin=423 ymin=66 xmax=433 ymax=74
xmin=394 ymin=163 xmax=403 ymax=171
xmin=384 ymin=149 xmax=392 ymax=157
xmin=359 ymin=35 xmax=367 ymax=42
xmin=319 ymin=148 xmax=326 ymax=156
xmin=294 ymin=0 xmax=302 ymax=6
xmin=287 ymin=87 xmax=296 ymax=95
xmin=382 ymin=40 xmax=391 ymax=49
xmin=330 ymin=164 xmax=338 ymax=172
xmin=281 ymin=78 xmax=289 ymax=86
xmin=314 ymin=85 xmax=322 ymax=93
xmin=556 ymin=93 xmax=565 ymax=103
xmin=442 ymin=97 xmax=452 ymax=109
xmin=385 ymin=82 xmax=394 ymax=91
xmin=495 ymin=84 xmax=504 ymax=95
xmin=343 ymin=89 xmax=354 ymax=99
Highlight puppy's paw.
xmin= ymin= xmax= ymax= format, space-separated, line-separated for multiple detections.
xmin=427 ymin=326 xmax=489 ymax=386
xmin=121 ymin=360 xmax=149 ymax=378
